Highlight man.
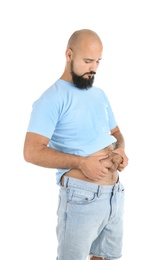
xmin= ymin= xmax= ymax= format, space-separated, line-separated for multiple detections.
xmin=23 ymin=29 xmax=128 ymax=260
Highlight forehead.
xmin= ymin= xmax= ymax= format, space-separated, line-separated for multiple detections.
xmin=74 ymin=39 xmax=103 ymax=59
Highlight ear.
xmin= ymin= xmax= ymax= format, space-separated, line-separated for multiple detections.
xmin=66 ymin=48 xmax=73 ymax=61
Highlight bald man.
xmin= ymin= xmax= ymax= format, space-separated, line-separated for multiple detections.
xmin=24 ymin=29 xmax=128 ymax=260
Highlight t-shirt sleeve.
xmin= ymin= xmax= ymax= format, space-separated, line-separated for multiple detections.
xmin=27 ymin=90 xmax=61 ymax=139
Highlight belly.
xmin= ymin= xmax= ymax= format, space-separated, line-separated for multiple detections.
xmin=61 ymin=144 xmax=120 ymax=186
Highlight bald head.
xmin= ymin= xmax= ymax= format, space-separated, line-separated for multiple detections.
xmin=67 ymin=29 xmax=103 ymax=50
xmin=61 ymin=29 xmax=103 ymax=87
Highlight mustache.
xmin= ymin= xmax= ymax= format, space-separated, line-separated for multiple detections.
xmin=81 ymin=71 xmax=96 ymax=77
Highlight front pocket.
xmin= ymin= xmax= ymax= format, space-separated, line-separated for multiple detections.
xmin=67 ymin=187 xmax=97 ymax=205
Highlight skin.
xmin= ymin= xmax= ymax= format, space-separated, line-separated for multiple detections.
xmin=23 ymin=29 xmax=128 ymax=260
xmin=61 ymin=145 xmax=123 ymax=186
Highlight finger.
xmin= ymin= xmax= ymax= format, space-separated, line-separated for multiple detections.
xmin=98 ymin=155 xmax=109 ymax=160
xmin=99 ymin=172 xmax=106 ymax=177
xmin=117 ymin=164 xmax=125 ymax=171
xmin=101 ymin=166 xmax=110 ymax=174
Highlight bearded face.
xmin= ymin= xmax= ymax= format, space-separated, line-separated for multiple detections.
xmin=70 ymin=61 xmax=96 ymax=90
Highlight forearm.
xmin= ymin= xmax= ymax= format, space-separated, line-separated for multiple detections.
xmin=112 ymin=129 xmax=125 ymax=150
xmin=23 ymin=132 xmax=112 ymax=180
xmin=24 ymin=144 xmax=83 ymax=169
xmin=23 ymin=132 xmax=83 ymax=169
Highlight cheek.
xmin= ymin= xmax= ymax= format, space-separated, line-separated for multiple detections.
xmin=73 ymin=61 xmax=89 ymax=74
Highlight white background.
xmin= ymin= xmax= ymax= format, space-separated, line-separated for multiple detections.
xmin=0 ymin=0 xmax=156 ymax=259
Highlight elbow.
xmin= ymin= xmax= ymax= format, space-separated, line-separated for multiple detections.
xmin=23 ymin=151 xmax=31 ymax=163
xmin=23 ymin=146 xmax=34 ymax=164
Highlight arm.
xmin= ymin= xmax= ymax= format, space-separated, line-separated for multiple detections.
xmin=23 ymin=132 xmax=109 ymax=180
xmin=111 ymin=126 xmax=129 ymax=171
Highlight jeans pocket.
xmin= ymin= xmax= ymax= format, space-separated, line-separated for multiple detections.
xmin=67 ymin=187 xmax=97 ymax=205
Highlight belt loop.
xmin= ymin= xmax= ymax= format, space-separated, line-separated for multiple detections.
xmin=113 ymin=183 xmax=117 ymax=194
xmin=117 ymin=177 xmax=120 ymax=191
xmin=65 ymin=177 xmax=69 ymax=188
xmin=118 ymin=181 xmax=120 ymax=191
xmin=114 ymin=181 xmax=120 ymax=193
xmin=97 ymin=185 xmax=101 ymax=197
xmin=118 ymin=181 xmax=122 ymax=191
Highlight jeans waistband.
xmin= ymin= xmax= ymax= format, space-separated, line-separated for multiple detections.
xmin=63 ymin=176 xmax=123 ymax=197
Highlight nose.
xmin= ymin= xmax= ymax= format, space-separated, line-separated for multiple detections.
xmin=89 ymin=61 xmax=99 ymax=72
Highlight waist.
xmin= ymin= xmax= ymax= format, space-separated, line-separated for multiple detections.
xmin=61 ymin=170 xmax=119 ymax=186
xmin=62 ymin=176 xmax=123 ymax=194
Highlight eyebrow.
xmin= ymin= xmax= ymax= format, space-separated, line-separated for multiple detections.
xmin=84 ymin=58 xmax=102 ymax=61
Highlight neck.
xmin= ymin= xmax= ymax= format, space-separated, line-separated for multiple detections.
xmin=60 ymin=71 xmax=73 ymax=83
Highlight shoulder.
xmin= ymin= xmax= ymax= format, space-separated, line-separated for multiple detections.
xmin=33 ymin=80 xmax=76 ymax=112
xmin=43 ymin=79 xmax=75 ymax=97
xmin=92 ymin=85 xmax=110 ymax=101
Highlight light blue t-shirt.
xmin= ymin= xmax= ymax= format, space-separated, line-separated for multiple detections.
xmin=27 ymin=79 xmax=117 ymax=185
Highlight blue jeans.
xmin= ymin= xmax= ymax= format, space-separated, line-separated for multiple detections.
xmin=56 ymin=176 xmax=125 ymax=260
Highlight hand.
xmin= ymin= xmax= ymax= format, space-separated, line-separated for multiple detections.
xmin=112 ymin=148 xmax=128 ymax=171
xmin=79 ymin=155 xmax=111 ymax=181
xmin=100 ymin=150 xmax=123 ymax=172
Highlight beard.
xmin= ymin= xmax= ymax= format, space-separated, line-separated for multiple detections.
xmin=70 ymin=61 xmax=96 ymax=90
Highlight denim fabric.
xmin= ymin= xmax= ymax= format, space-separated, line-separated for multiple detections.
xmin=56 ymin=176 xmax=124 ymax=260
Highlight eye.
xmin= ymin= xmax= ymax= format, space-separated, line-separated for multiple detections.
xmin=84 ymin=59 xmax=101 ymax=64
xmin=84 ymin=59 xmax=92 ymax=64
